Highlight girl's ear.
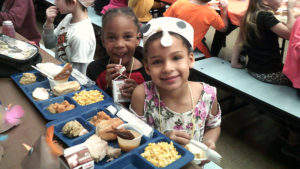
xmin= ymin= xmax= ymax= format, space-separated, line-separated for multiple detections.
xmin=144 ymin=61 xmax=151 ymax=75
xmin=188 ymin=52 xmax=195 ymax=68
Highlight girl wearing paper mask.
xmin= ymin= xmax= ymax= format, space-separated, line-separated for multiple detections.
xmin=131 ymin=17 xmax=221 ymax=154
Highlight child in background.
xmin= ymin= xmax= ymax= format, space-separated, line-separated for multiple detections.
xmin=130 ymin=17 xmax=221 ymax=153
xmin=101 ymin=0 xmax=127 ymax=15
xmin=231 ymin=0 xmax=297 ymax=85
xmin=43 ymin=0 xmax=96 ymax=75
xmin=87 ymin=8 xmax=151 ymax=99
xmin=283 ymin=17 xmax=300 ymax=95
xmin=0 ymin=0 xmax=41 ymax=46
xmin=164 ymin=0 xmax=228 ymax=58
xmin=128 ymin=0 xmax=164 ymax=23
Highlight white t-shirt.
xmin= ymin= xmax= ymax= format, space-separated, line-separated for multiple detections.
xmin=50 ymin=14 xmax=96 ymax=74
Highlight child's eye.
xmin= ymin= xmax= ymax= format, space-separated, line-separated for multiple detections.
xmin=173 ymin=55 xmax=182 ymax=61
xmin=124 ymin=35 xmax=134 ymax=40
xmin=106 ymin=36 xmax=116 ymax=41
xmin=151 ymin=59 xmax=162 ymax=65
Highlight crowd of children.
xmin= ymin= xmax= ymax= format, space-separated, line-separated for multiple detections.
xmin=3 ymin=0 xmax=300 ymax=166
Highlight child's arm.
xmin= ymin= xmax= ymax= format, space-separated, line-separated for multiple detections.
xmin=218 ymin=0 xmax=228 ymax=32
xmin=231 ymin=30 xmax=244 ymax=69
xmin=130 ymin=84 xmax=146 ymax=116
xmin=42 ymin=6 xmax=58 ymax=49
xmin=203 ymin=99 xmax=221 ymax=150
xmin=270 ymin=0 xmax=296 ymax=40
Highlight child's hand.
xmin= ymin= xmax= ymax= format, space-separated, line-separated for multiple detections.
xmin=120 ymin=79 xmax=137 ymax=98
xmin=219 ymin=0 xmax=228 ymax=9
xmin=200 ymin=139 xmax=216 ymax=166
xmin=45 ymin=6 xmax=58 ymax=26
xmin=105 ymin=64 xmax=122 ymax=88
xmin=231 ymin=62 xmax=244 ymax=69
xmin=164 ymin=130 xmax=191 ymax=146
xmin=287 ymin=0 xmax=296 ymax=11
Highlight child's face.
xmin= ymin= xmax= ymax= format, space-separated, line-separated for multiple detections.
xmin=55 ymin=0 xmax=74 ymax=14
xmin=145 ymin=35 xmax=194 ymax=91
xmin=102 ymin=15 xmax=140 ymax=67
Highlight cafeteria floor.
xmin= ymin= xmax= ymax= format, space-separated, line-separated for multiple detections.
xmin=37 ymin=20 xmax=298 ymax=169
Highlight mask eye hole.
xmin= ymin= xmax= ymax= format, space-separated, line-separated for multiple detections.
xmin=141 ymin=24 xmax=151 ymax=34
xmin=176 ymin=21 xmax=186 ymax=29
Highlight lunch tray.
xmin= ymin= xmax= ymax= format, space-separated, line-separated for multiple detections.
xmin=11 ymin=70 xmax=113 ymax=120
xmin=46 ymin=106 xmax=194 ymax=169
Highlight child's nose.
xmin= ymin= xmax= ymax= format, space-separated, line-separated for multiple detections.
xmin=162 ymin=61 xmax=174 ymax=72
xmin=115 ymin=38 xmax=125 ymax=47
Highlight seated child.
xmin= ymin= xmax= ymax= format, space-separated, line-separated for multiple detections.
xmin=0 ymin=0 xmax=41 ymax=45
xmin=87 ymin=7 xmax=151 ymax=99
xmin=43 ymin=0 xmax=96 ymax=75
xmin=231 ymin=0 xmax=297 ymax=85
xmin=128 ymin=0 xmax=164 ymax=23
xmin=130 ymin=17 xmax=221 ymax=157
xmin=101 ymin=0 xmax=127 ymax=15
xmin=164 ymin=0 xmax=228 ymax=58
xmin=283 ymin=16 xmax=300 ymax=96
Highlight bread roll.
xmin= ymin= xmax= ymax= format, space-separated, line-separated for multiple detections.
xmin=52 ymin=81 xmax=81 ymax=96
xmin=32 ymin=87 xmax=49 ymax=101
xmin=96 ymin=118 xmax=124 ymax=141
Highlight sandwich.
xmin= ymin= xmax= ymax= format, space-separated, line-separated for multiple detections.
xmin=52 ymin=81 xmax=81 ymax=96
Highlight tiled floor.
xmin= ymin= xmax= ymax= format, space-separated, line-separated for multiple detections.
xmin=36 ymin=12 xmax=297 ymax=168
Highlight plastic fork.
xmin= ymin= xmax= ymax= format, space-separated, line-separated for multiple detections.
xmin=190 ymin=140 xmax=222 ymax=164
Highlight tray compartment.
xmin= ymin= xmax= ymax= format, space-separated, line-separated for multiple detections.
xmin=14 ymin=71 xmax=47 ymax=85
xmin=102 ymin=154 xmax=155 ymax=169
xmin=53 ymin=117 xmax=94 ymax=146
xmin=23 ymin=80 xmax=53 ymax=100
xmin=36 ymin=96 xmax=80 ymax=120
xmin=136 ymin=137 xmax=194 ymax=169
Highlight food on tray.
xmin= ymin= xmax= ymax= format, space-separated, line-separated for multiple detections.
xmin=54 ymin=63 xmax=73 ymax=81
xmin=0 ymin=35 xmax=37 ymax=60
xmin=32 ymin=87 xmax=49 ymax=101
xmin=141 ymin=141 xmax=181 ymax=168
xmin=19 ymin=73 xmax=37 ymax=85
xmin=47 ymin=100 xmax=75 ymax=114
xmin=72 ymin=90 xmax=104 ymax=106
xmin=96 ymin=118 xmax=124 ymax=141
xmin=84 ymin=134 xmax=121 ymax=162
xmin=185 ymin=143 xmax=206 ymax=159
xmin=89 ymin=111 xmax=111 ymax=126
xmin=36 ymin=62 xmax=63 ymax=77
xmin=52 ymin=81 xmax=81 ymax=96
xmin=62 ymin=120 xmax=88 ymax=138
xmin=110 ymin=128 xmax=135 ymax=140
xmin=116 ymin=129 xmax=141 ymax=152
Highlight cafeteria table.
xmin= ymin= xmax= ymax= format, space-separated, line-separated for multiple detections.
xmin=0 ymin=28 xmax=61 ymax=169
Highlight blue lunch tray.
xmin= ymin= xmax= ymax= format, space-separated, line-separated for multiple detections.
xmin=11 ymin=70 xmax=113 ymax=120
xmin=46 ymin=106 xmax=194 ymax=169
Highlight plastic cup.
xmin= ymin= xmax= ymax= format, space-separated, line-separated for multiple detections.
xmin=116 ymin=123 xmax=142 ymax=152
